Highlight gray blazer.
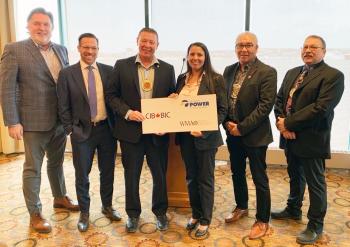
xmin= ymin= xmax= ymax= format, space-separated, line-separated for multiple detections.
xmin=0 ymin=38 xmax=69 ymax=131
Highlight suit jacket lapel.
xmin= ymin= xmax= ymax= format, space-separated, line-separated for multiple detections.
xmin=52 ymin=44 xmax=66 ymax=68
xmin=97 ymin=63 xmax=107 ymax=89
xmin=198 ymin=74 xmax=211 ymax=95
xmin=131 ymin=58 xmax=141 ymax=98
xmin=235 ymin=60 xmax=259 ymax=102
xmin=152 ymin=64 xmax=159 ymax=97
xmin=239 ymin=62 xmax=258 ymax=91
xmin=25 ymin=39 xmax=55 ymax=83
xmin=282 ymin=67 xmax=302 ymax=108
xmin=72 ymin=62 xmax=89 ymax=104
xmin=297 ymin=64 xmax=323 ymax=91
xmin=227 ymin=64 xmax=239 ymax=96
xmin=175 ymin=75 xmax=186 ymax=94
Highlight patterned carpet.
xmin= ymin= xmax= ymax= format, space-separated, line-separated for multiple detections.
xmin=0 ymin=153 xmax=349 ymax=247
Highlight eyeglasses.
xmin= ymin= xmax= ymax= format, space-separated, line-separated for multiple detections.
xmin=235 ymin=43 xmax=255 ymax=50
xmin=80 ymin=46 xmax=98 ymax=51
xmin=302 ymin=45 xmax=324 ymax=51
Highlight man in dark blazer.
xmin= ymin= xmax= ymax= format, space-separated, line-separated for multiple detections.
xmin=106 ymin=27 xmax=175 ymax=233
xmin=0 ymin=8 xmax=78 ymax=233
xmin=272 ymin=35 xmax=344 ymax=245
xmin=57 ymin=33 xmax=120 ymax=232
xmin=223 ymin=32 xmax=277 ymax=239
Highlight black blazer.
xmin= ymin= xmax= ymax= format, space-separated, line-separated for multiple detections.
xmin=274 ymin=61 xmax=344 ymax=158
xmin=57 ymin=62 xmax=114 ymax=142
xmin=223 ymin=59 xmax=277 ymax=147
xmin=105 ymin=56 xmax=176 ymax=145
xmin=175 ymin=73 xmax=228 ymax=150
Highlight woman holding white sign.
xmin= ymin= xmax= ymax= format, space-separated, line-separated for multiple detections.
xmin=169 ymin=42 xmax=227 ymax=237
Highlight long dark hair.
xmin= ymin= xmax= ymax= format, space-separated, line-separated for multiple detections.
xmin=185 ymin=42 xmax=219 ymax=93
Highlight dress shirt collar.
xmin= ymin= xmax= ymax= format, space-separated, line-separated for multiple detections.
xmin=185 ymin=71 xmax=206 ymax=85
xmin=239 ymin=59 xmax=256 ymax=72
xmin=31 ymin=39 xmax=53 ymax=51
xmin=135 ymin=54 xmax=159 ymax=69
xmin=303 ymin=60 xmax=323 ymax=72
xmin=80 ymin=60 xmax=98 ymax=70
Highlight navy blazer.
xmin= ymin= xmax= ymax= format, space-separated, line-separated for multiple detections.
xmin=57 ymin=62 xmax=114 ymax=142
xmin=274 ymin=61 xmax=344 ymax=158
xmin=106 ymin=56 xmax=176 ymax=145
xmin=223 ymin=59 xmax=277 ymax=147
xmin=175 ymin=73 xmax=228 ymax=150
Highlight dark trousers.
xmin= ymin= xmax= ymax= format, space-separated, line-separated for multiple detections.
xmin=120 ymin=135 xmax=168 ymax=218
xmin=179 ymin=133 xmax=216 ymax=225
xmin=71 ymin=123 xmax=117 ymax=213
xmin=285 ymin=148 xmax=327 ymax=233
xmin=226 ymin=136 xmax=271 ymax=223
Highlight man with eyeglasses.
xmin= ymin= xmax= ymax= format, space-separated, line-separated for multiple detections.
xmin=57 ymin=33 xmax=121 ymax=232
xmin=272 ymin=35 xmax=344 ymax=245
xmin=0 ymin=7 xmax=79 ymax=233
xmin=223 ymin=31 xmax=277 ymax=239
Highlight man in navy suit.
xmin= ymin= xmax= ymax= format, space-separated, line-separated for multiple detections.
xmin=106 ymin=27 xmax=175 ymax=233
xmin=57 ymin=33 xmax=120 ymax=232
xmin=272 ymin=35 xmax=344 ymax=245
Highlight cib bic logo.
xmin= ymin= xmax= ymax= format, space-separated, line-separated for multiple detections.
xmin=145 ymin=112 xmax=170 ymax=119
xmin=181 ymin=100 xmax=209 ymax=107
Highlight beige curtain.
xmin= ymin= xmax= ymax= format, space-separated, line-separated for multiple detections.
xmin=0 ymin=0 xmax=24 ymax=154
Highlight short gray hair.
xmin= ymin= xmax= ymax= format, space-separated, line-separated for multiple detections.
xmin=306 ymin=35 xmax=326 ymax=49
xmin=27 ymin=7 xmax=54 ymax=27
xmin=236 ymin=31 xmax=259 ymax=45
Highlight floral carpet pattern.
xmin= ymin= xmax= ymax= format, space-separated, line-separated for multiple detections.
xmin=0 ymin=153 xmax=349 ymax=246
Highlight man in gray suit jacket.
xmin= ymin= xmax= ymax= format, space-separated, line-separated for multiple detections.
xmin=272 ymin=35 xmax=344 ymax=245
xmin=0 ymin=8 xmax=78 ymax=233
